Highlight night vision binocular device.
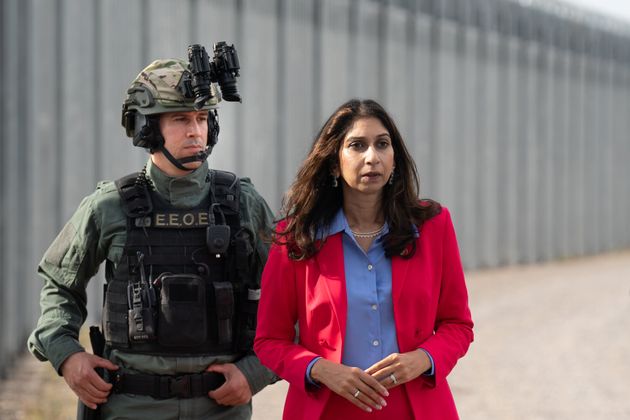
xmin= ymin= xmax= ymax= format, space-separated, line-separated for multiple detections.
xmin=182 ymin=42 xmax=242 ymax=108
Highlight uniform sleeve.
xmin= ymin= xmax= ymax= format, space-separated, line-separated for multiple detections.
xmin=236 ymin=179 xmax=279 ymax=390
xmin=238 ymin=178 xmax=275 ymax=285
xmin=27 ymin=193 xmax=107 ymax=374
xmin=416 ymin=208 xmax=474 ymax=388
xmin=234 ymin=353 xmax=278 ymax=396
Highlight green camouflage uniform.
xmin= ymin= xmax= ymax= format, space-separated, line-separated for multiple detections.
xmin=28 ymin=158 xmax=276 ymax=420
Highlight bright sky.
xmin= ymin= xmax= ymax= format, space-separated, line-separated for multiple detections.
xmin=557 ymin=0 xmax=630 ymax=23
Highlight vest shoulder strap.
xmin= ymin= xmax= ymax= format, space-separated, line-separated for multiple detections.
xmin=211 ymin=170 xmax=240 ymax=215
xmin=115 ymin=172 xmax=153 ymax=218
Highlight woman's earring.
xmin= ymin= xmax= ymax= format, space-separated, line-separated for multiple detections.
xmin=332 ymin=175 xmax=339 ymax=188
xmin=388 ymin=171 xmax=395 ymax=185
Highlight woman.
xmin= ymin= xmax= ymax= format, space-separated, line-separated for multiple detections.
xmin=254 ymin=99 xmax=473 ymax=419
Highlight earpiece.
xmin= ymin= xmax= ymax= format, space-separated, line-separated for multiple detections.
xmin=207 ymin=109 xmax=220 ymax=148
xmin=122 ymin=107 xmax=219 ymax=152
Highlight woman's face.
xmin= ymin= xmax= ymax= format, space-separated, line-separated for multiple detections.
xmin=335 ymin=117 xmax=395 ymax=197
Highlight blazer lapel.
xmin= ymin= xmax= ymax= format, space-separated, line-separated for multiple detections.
xmin=392 ymin=250 xmax=412 ymax=306
xmin=314 ymin=234 xmax=347 ymax=349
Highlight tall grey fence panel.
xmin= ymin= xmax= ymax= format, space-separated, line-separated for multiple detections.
xmin=3 ymin=0 xmax=630 ymax=377
xmin=496 ymin=6 xmax=519 ymax=266
xmin=583 ymin=36 xmax=598 ymax=255
xmin=241 ymin=0 xmax=282 ymax=207
xmin=591 ymin=41 xmax=606 ymax=254
xmin=600 ymin=43 xmax=616 ymax=252
xmin=458 ymin=13 xmax=480 ymax=269
xmin=576 ymin=27 xmax=590 ymax=257
xmin=549 ymin=34 xmax=567 ymax=259
xmin=519 ymin=13 xmax=540 ymax=264
xmin=432 ymin=5 xmax=460 ymax=219
xmin=609 ymin=51 xmax=621 ymax=249
xmin=99 ymin=1 xmax=147 ymax=183
xmin=26 ymin=0 xmax=53 ymax=335
xmin=410 ymin=9 xmax=434 ymax=198
xmin=319 ymin=0 xmax=352 ymax=123
xmin=613 ymin=48 xmax=625 ymax=249
xmin=563 ymin=32 xmax=580 ymax=259
xmin=280 ymin=0 xmax=317 ymax=195
xmin=0 ymin=0 xmax=5 ymax=377
xmin=383 ymin=3 xmax=412 ymax=143
xmin=477 ymin=7 xmax=501 ymax=268
xmin=1 ymin=0 xmax=24 ymax=376
xmin=61 ymin=0 xmax=99 ymax=217
xmin=352 ymin=0 xmax=381 ymax=101
xmin=622 ymin=53 xmax=630 ymax=249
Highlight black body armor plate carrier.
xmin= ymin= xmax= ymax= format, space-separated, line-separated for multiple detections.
xmin=102 ymin=170 xmax=259 ymax=356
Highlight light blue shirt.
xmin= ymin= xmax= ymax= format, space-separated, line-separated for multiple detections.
xmin=306 ymin=209 xmax=433 ymax=385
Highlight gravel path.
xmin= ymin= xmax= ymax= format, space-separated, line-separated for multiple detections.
xmin=2 ymin=250 xmax=629 ymax=419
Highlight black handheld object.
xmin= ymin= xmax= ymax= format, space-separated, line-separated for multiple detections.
xmin=127 ymin=252 xmax=158 ymax=343
xmin=76 ymin=326 xmax=106 ymax=420
xmin=188 ymin=42 xmax=241 ymax=108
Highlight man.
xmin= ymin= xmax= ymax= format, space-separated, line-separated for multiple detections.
xmin=28 ymin=52 xmax=276 ymax=419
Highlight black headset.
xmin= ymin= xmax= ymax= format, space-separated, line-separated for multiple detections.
xmin=121 ymin=106 xmax=220 ymax=153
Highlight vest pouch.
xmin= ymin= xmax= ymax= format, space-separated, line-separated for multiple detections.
xmin=212 ymin=281 xmax=235 ymax=346
xmin=157 ymin=274 xmax=207 ymax=347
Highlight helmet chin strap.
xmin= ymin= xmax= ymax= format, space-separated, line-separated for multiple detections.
xmin=157 ymin=143 xmax=212 ymax=172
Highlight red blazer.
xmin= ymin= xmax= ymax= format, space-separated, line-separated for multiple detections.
xmin=254 ymin=207 xmax=473 ymax=420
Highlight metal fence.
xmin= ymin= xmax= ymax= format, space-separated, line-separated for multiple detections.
xmin=1 ymin=0 xmax=629 ymax=377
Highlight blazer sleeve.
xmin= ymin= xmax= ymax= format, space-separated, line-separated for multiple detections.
xmin=254 ymin=240 xmax=321 ymax=393
xmin=418 ymin=208 xmax=474 ymax=388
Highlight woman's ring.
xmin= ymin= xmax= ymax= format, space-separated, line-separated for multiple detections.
xmin=390 ymin=373 xmax=397 ymax=384
xmin=353 ymin=389 xmax=361 ymax=398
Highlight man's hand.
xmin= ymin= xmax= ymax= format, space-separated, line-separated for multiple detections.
xmin=206 ymin=363 xmax=252 ymax=406
xmin=365 ymin=350 xmax=431 ymax=389
xmin=60 ymin=352 xmax=119 ymax=409
xmin=310 ymin=358 xmax=389 ymax=413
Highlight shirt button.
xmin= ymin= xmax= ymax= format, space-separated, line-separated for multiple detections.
xmin=367 ymin=264 xmax=373 ymax=271
xmin=371 ymin=304 xmax=378 ymax=311
xmin=372 ymin=340 xmax=380 ymax=346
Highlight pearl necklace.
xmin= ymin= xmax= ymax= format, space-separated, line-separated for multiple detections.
xmin=350 ymin=224 xmax=386 ymax=239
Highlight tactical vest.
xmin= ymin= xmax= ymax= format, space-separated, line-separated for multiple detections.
xmin=102 ymin=169 xmax=259 ymax=356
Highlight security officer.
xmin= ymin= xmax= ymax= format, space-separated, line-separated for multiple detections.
xmin=28 ymin=49 xmax=276 ymax=419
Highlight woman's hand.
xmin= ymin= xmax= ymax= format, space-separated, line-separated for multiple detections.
xmin=365 ymin=350 xmax=431 ymax=389
xmin=310 ymin=358 xmax=389 ymax=413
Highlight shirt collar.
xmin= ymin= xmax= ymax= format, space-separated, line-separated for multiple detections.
xmin=146 ymin=158 xmax=211 ymax=208
xmin=319 ymin=207 xmax=419 ymax=239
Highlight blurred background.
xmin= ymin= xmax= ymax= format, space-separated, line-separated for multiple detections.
xmin=1 ymin=0 xmax=629 ymax=418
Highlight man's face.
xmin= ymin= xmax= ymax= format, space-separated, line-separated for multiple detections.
xmin=153 ymin=110 xmax=209 ymax=176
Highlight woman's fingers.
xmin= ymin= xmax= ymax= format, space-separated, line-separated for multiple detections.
xmin=346 ymin=387 xmax=378 ymax=412
xmin=364 ymin=354 xmax=395 ymax=376
xmin=366 ymin=351 xmax=429 ymax=388
xmin=311 ymin=359 xmax=389 ymax=412
xmin=349 ymin=370 xmax=388 ymax=410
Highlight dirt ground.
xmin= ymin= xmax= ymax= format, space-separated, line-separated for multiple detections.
xmin=2 ymin=249 xmax=629 ymax=419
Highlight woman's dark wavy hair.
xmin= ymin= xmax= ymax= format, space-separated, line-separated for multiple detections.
xmin=276 ymin=99 xmax=441 ymax=260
